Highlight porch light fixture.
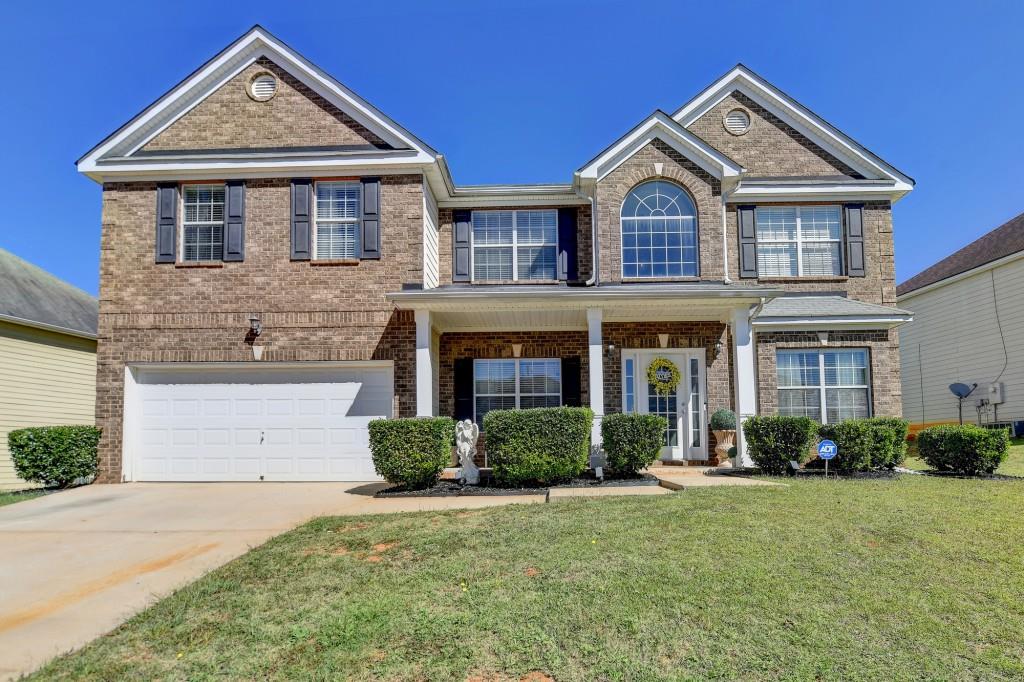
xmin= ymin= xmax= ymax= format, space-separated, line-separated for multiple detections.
xmin=248 ymin=315 xmax=263 ymax=337
xmin=714 ymin=340 xmax=724 ymax=356
xmin=658 ymin=333 xmax=670 ymax=349
xmin=511 ymin=343 xmax=522 ymax=358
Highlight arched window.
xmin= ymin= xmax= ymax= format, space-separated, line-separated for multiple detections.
xmin=621 ymin=180 xmax=698 ymax=278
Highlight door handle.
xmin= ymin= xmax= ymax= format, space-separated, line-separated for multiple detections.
xmin=260 ymin=431 xmax=265 ymax=445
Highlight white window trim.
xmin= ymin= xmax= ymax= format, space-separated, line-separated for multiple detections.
xmin=755 ymin=205 xmax=844 ymax=277
xmin=179 ymin=183 xmax=225 ymax=263
xmin=472 ymin=358 xmax=562 ymax=424
xmin=619 ymin=182 xmax=700 ymax=279
xmin=777 ymin=349 xmax=872 ymax=423
xmin=313 ymin=180 xmax=360 ymax=261
xmin=470 ymin=209 xmax=559 ymax=282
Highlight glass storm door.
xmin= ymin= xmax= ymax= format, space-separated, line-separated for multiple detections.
xmin=622 ymin=350 xmax=707 ymax=461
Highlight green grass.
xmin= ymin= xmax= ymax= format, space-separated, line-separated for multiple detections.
xmin=905 ymin=436 xmax=1024 ymax=477
xmin=0 ymin=489 xmax=43 ymax=507
xmin=34 ymin=477 xmax=1024 ymax=681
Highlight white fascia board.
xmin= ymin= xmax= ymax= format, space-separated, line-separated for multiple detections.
xmin=0 ymin=313 xmax=98 ymax=341
xmin=897 ymin=249 xmax=1024 ymax=302
xmin=751 ymin=315 xmax=912 ymax=331
xmin=729 ymin=181 xmax=911 ymax=203
xmin=78 ymin=27 xmax=436 ymax=174
xmin=673 ymin=67 xmax=914 ymax=188
xmin=578 ymin=112 xmax=743 ymax=182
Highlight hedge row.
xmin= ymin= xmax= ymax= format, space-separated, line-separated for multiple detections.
xmin=484 ymin=407 xmax=593 ymax=486
xmin=917 ymin=424 xmax=1009 ymax=475
xmin=368 ymin=417 xmax=455 ymax=489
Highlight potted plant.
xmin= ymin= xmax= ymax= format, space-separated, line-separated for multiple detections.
xmin=710 ymin=409 xmax=737 ymax=467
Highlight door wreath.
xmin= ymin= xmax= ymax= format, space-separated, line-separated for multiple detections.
xmin=646 ymin=357 xmax=681 ymax=396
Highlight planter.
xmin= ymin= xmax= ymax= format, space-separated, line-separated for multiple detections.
xmin=713 ymin=430 xmax=736 ymax=467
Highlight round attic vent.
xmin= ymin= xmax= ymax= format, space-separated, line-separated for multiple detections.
xmin=248 ymin=73 xmax=278 ymax=102
xmin=723 ymin=108 xmax=751 ymax=135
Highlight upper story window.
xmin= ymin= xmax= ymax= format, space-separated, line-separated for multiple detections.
xmin=621 ymin=181 xmax=698 ymax=278
xmin=182 ymin=184 xmax=225 ymax=262
xmin=472 ymin=210 xmax=557 ymax=281
xmin=777 ymin=349 xmax=870 ymax=423
xmin=756 ymin=206 xmax=842 ymax=277
xmin=314 ymin=181 xmax=360 ymax=259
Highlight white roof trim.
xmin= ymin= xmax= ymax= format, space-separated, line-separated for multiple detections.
xmin=729 ymin=180 xmax=907 ymax=203
xmin=78 ymin=26 xmax=436 ymax=178
xmin=576 ymin=111 xmax=743 ymax=183
xmin=673 ymin=65 xmax=914 ymax=190
xmin=751 ymin=314 xmax=912 ymax=331
xmin=0 ymin=312 xmax=98 ymax=341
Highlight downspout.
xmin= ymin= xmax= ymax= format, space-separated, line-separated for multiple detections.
xmin=721 ymin=187 xmax=732 ymax=284
xmin=585 ymin=193 xmax=598 ymax=286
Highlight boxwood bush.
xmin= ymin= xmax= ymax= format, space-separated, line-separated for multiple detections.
xmin=742 ymin=415 xmax=818 ymax=475
xmin=600 ymin=413 xmax=667 ymax=476
xmin=484 ymin=407 xmax=593 ymax=486
xmin=709 ymin=409 xmax=736 ymax=431
xmin=9 ymin=425 xmax=101 ymax=488
xmin=916 ymin=424 xmax=1009 ymax=475
xmin=863 ymin=417 xmax=910 ymax=466
xmin=818 ymin=419 xmax=901 ymax=472
xmin=368 ymin=417 xmax=455 ymax=489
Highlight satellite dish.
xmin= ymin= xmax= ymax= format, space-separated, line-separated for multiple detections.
xmin=949 ymin=383 xmax=976 ymax=399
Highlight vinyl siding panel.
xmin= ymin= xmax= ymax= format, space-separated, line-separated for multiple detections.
xmin=899 ymin=256 xmax=1024 ymax=427
xmin=0 ymin=321 xmax=97 ymax=490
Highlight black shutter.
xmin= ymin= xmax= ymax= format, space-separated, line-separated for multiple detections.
xmin=453 ymin=358 xmax=474 ymax=421
xmin=290 ymin=179 xmax=312 ymax=261
xmin=561 ymin=356 xmax=582 ymax=407
xmin=844 ymin=204 xmax=866 ymax=277
xmin=557 ymin=207 xmax=578 ymax=281
xmin=155 ymin=184 xmax=178 ymax=263
xmin=223 ymin=180 xmax=245 ymax=262
xmin=452 ymin=209 xmax=472 ymax=282
xmin=360 ymin=177 xmax=381 ymax=259
xmin=738 ymin=205 xmax=757 ymax=278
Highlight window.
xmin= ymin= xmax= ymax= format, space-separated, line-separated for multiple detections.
xmin=473 ymin=358 xmax=561 ymax=423
xmin=621 ymin=180 xmax=698 ymax=278
xmin=472 ymin=210 xmax=557 ymax=281
xmin=315 ymin=181 xmax=360 ymax=259
xmin=777 ymin=349 xmax=870 ymax=423
xmin=756 ymin=206 xmax=842 ymax=277
xmin=182 ymin=184 xmax=225 ymax=262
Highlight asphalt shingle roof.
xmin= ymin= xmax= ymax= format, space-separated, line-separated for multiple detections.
xmin=897 ymin=211 xmax=1024 ymax=297
xmin=755 ymin=296 xmax=910 ymax=319
xmin=0 ymin=248 xmax=98 ymax=337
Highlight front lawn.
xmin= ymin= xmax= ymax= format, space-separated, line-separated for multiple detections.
xmin=35 ymin=477 xmax=1024 ymax=681
xmin=0 ymin=489 xmax=43 ymax=507
xmin=905 ymin=436 xmax=1024 ymax=477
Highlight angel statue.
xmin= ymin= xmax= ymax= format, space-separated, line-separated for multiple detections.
xmin=456 ymin=419 xmax=480 ymax=485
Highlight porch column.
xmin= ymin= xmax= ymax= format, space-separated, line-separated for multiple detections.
xmin=587 ymin=307 xmax=604 ymax=448
xmin=415 ymin=309 xmax=434 ymax=417
xmin=731 ymin=305 xmax=757 ymax=466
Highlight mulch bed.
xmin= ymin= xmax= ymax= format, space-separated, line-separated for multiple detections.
xmin=374 ymin=472 xmax=659 ymax=498
xmin=920 ymin=470 xmax=1023 ymax=481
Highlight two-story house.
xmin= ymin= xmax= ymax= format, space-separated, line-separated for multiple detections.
xmin=78 ymin=26 xmax=913 ymax=483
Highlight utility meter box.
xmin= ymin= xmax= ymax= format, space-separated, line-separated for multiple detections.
xmin=975 ymin=382 xmax=1005 ymax=406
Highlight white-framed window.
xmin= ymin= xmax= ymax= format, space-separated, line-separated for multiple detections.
xmin=473 ymin=358 xmax=561 ymax=424
xmin=314 ymin=181 xmax=360 ymax=259
xmin=756 ymin=205 xmax=843 ymax=277
xmin=621 ymin=180 xmax=699 ymax=278
xmin=471 ymin=210 xmax=557 ymax=281
xmin=181 ymin=184 xmax=225 ymax=262
xmin=777 ymin=349 xmax=870 ymax=423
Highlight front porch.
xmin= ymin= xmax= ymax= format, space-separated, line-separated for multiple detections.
xmin=389 ymin=283 xmax=782 ymax=463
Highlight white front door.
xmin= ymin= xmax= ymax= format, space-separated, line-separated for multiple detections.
xmin=621 ymin=350 xmax=707 ymax=461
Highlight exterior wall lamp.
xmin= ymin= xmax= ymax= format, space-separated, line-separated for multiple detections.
xmin=248 ymin=315 xmax=263 ymax=337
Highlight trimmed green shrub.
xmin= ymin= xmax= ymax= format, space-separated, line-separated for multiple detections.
xmin=743 ymin=415 xmax=819 ymax=475
xmin=818 ymin=420 xmax=899 ymax=472
xmin=484 ymin=407 xmax=593 ymax=486
xmin=709 ymin=409 xmax=736 ymax=431
xmin=917 ymin=424 xmax=1009 ymax=475
xmin=368 ymin=417 xmax=455 ymax=489
xmin=601 ymin=413 xmax=667 ymax=476
xmin=863 ymin=417 xmax=910 ymax=466
xmin=8 ymin=426 xmax=101 ymax=488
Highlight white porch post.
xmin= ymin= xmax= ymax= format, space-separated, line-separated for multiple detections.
xmin=587 ymin=307 xmax=604 ymax=449
xmin=415 ymin=309 xmax=434 ymax=417
xmin=731 ymin=305 xmax=757 ymax=466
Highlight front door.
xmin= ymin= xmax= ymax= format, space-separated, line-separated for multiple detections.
xmin=621 ymin=350 xmax=707 ymax=461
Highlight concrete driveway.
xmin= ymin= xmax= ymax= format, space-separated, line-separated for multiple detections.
xmin=0 ymin=482 xmax=544 ymax=679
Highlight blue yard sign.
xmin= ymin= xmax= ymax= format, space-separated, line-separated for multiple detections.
xmin=818 ymin=440 xmax=837 ymax=460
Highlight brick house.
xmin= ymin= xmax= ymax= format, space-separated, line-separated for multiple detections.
xmin=78 ymin=26 xmax=913 ymax=483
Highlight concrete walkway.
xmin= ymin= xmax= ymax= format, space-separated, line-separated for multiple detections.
xmin=0 ymin=482 xmax=544 ymax=679
xmin=650 ymin=465 xmax=783 ymax=490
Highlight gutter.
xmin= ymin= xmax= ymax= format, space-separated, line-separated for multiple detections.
xmin=0 ymin=313 xmax=98 ymax=341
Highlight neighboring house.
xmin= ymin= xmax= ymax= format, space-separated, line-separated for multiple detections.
xmin=0 ymin=249 xmax=98 ymax=490
xmin=898 ymin=211 xmax=1024 ymax=433
xmin=77 ymin=26 xmax=913 ymax=483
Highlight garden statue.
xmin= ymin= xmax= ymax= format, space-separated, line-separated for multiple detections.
xmin=456 ymin=419 xmax=480 ymax=485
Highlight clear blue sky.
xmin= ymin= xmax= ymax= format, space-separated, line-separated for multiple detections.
xmin=2 ymin=0 xmax=1022 ymax=296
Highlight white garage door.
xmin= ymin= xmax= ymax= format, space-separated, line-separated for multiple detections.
xmin=128 ymin=364 xmax=392 ymax=481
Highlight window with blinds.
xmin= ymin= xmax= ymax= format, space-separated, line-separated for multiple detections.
xmin=777 ymin=349 xmax=870 ymax=423
xmin=755 ymin=206 xmax=842 ymax=277
xmin=182 ymin=184 xmax=225 ymax=262
xmin=473 ymin=358 xmax=561 ymax=424
xmin=314 ymin=181 xmax=360 ymax=259
xmin=471 ymin=210 xmax=557 ymax=281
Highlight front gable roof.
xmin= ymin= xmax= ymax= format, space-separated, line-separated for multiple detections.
xmin=673 ymin=64 xmax=914 ymax=192
xmin=575 ymin=110 xmax=743 ymax=185
xmin=78 ymin=25 xmax=436 ymax=180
